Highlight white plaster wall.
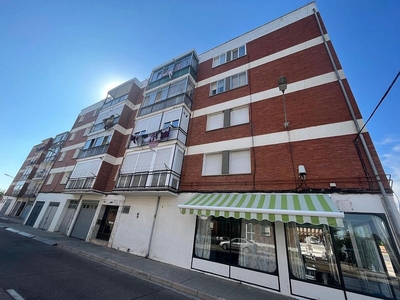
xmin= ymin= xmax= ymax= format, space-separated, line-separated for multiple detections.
xmin=111 ymin=195 xmax=158 ymax=257
xmin=148 ymin=193 xmax=196 ymax=268
xmin=33 ymin=193 xmax=76 ymax=232
xmin=331 ymin=193 xmax=386 ymax=214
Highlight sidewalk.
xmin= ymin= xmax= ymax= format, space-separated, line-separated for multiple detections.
xmin=0 ymin=215 xmax=294 ymax=300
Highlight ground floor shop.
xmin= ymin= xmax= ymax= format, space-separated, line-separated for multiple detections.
xmin=23 ymin=191 xmax=400 ymax=299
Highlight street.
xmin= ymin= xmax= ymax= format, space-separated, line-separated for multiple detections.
xmin=0 ymin=228 xmax=193 ymax=300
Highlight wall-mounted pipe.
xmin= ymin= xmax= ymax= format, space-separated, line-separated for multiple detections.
xmin=313 ymin=8 xmax=400 ymax=248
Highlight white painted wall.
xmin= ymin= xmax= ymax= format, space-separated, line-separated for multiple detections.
xmin=149 ymin=194 xmax=196 ymax=268
xmin=112 ymin=195 xmax=158 ymax=257
xmin=331 ymin=193 xmax=386 ymax=214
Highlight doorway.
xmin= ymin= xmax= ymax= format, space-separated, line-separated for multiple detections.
xmin=96 ymin=205 xmax=118 ymax=241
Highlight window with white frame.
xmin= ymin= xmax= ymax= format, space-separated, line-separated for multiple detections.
xmin=210 ymin=71 xmax=247 ymax=95
xmin=207 ymin=106 xmax=249 ymax=131
xmin=203 ymin=149 xmax=251 ymax=175
xmin=212 ymin=45 xmax=246 ymax=67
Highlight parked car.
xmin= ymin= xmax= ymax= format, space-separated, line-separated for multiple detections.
xmin=219 ymin=238 xmax=258 ymax=253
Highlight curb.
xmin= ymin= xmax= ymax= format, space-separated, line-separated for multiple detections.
xmin=56 ymin=244 xmax=221 ymax=300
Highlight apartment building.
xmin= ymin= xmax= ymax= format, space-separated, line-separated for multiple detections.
xmin=3 ymin=3 xmax=399 ymax=299
xmin=1 ymin=133 xmax=68 ymax=219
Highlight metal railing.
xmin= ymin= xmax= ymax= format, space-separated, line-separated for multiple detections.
xmin=115 ymin=169 xmax=180 ymax=192
xmin=147 ymin=66 xmax=197 ymax=91
xmin=138 ymin=93 xmax=192 ymax=117
xmin=65 ymin=177 xmax=96 ymax=190
xmin=78 ymin=144 xmax=109 ymax=158
xmin=90 ymin=116 xmax=120 ymax=133
xmin=130 ymin=126 xmax=187 ymax=148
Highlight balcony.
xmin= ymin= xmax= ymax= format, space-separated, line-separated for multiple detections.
xmin=130 ymin=126 xmax=187 ymax=148
xmin=78 ymin=144 xmax=109 ymax=159
xmin=147 ymin=65 xmax=197 ymax=91
xmin=65 ymin=177 xmax=95 ymax=190
xmin=114 ymin=169 xmax=180 ymax=193
xmin=101 ymin=94 xmax=128 ymax=110
xmin=24 ymin=188 xmax=39 ymax=197
xmin=90 ymin=116 xmax=120 ymax=134
xmin=139 ymin=93 xmax=192 ymax=117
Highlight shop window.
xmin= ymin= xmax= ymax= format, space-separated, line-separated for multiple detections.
xmin=194 ymin=217 xmax=276 ymax=273
xmin=333 ymin=214 xmax=400 ymax=299
xmin=286 ymin=223 xmax=341 ymax=287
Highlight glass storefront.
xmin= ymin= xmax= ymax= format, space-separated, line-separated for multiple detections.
xmin=334 ymin=214 xmax=400 ymax=298
xmin=194 ymin=216 xmax=277 ymax=274
xmin=286 ymin=213 xmax=400 ymax=298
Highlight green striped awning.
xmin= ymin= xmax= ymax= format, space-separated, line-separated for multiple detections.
xmin=178 ymin=193 xmax=344 ymax=227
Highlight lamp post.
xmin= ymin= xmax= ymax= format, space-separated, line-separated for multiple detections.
xmin=4 ymin=173 xmax=14 ymax=178
xmin=278 ymin=76 xmax=289 ymax=128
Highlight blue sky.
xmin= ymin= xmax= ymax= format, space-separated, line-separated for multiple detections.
xmin=1 ymin=0 xmax=399 ymax=206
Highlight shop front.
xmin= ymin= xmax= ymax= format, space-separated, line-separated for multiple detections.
xmin=179 ymin=193 xmax=400 ymax=299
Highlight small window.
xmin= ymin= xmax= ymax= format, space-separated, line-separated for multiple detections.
xmin=69 ymin=132 xmax=76 ymax=141
xmin=206 ymin=106 xmax=249 ymax=131
xmin=60 ymin=172 xmax=71 ymax=184
xmin=78 ymin=115 xmax=84 ymax=123
xmin=58 ymin=151 xmax=66 ymax=162
xmin=46 ymin=174 xmax=55 ymax=185
xmin=212 ymin=45 xmax=246 ymax=67
xmin=122 ymin=206 xmax=130 ymax=214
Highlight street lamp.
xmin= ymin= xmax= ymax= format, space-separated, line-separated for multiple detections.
xmin=278 ymin=76 xmax=289 ymax=128
xmin=4 ymin=173 xmax=14 ymax=178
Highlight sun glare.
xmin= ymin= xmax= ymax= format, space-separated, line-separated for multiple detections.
xmin=100 ymin=80 xmax=124 ymax=99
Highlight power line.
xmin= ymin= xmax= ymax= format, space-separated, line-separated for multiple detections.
xmin=355 ymin=70 xmax=400 ymax=141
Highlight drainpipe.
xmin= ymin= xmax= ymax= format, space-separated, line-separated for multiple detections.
xmin=146 ymin=196 xmax=161 ymax=258
xmin=313 ymin=8 xmax=400 ymax=248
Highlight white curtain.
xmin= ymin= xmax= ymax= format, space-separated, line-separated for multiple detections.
xmin=286 ymin=222 xmax=306 ymax=279
xmin=194 ymin=217 xmax=211 ymax=259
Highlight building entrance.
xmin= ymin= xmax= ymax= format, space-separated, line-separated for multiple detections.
xmin=96 ymin=205 xmax=118 ymax=241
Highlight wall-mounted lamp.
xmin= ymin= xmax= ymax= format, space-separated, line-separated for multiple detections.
xmin=278 ymin=76 xmax=289 ymax=128
xmin=278 ymin=76 xmax=287 ymax=93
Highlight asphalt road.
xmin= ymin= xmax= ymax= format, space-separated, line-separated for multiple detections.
xmin=0 ymin=228 xmax=193 ymax=300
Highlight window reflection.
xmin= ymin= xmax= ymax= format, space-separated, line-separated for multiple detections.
xmin=286 ymin=223 xmax=341 ymax=286
xmin=194 ymin=216 xmax=276 ymax=274
xmin=334 ymin=214 xmax=400 ymax=299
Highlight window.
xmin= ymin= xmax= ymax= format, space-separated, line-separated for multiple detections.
xmin=122 ymin=206 xmax=130 ymax=214
xmin=60 ymin=172 xmax=71 ymax=184
xmin=46 ymin=174 xmax=55 ymax=185
xmin=212 ymin=45 xmax=246 ymax=67
xmin=164 ymin=119 xmax=179 ymax=128
xmin=69 ymin=132 xmax=76 ymax=141
xmin=58 ymin=151 xmax=66 ymax=162
xmin=210 ymin=71 xmax=247 ymax=96
xmin=333 ymin=214 xmax=400 ymax=298
xmin=194 ymin=216 xmax=276 ymax=274
xmin=203 ymin=149 xmax=251 ymax=175
xmin=78 ymin=115 xmax=84 ymax=123
xmin=207 ymin=106 xmax=249 ymax=131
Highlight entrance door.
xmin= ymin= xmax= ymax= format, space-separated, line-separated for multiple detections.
xmin=71 ymin=201 xmax=98 ymax=240
xmin=25 ymin=201 xmax=45 ymax=226
xmin=39 ymin=202 xmax=60 ymax=230
xmin=10 ymin=201 xmax=22 ymax=216
xmin=15 ymin=202 xmax=26 ymax=217
xmin=96 ymin=206 xmax=118 ymax=241
xmin=0 ymin=199 xmax=12 ymax=215
xmin=58 ymin=200 xmax=79 ymax=235
xmin=20 ymin=201 xmax=34 ymax=220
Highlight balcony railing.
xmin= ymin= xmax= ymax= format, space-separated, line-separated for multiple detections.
xmin=138 ymin=93 xmax=192 ymax=117
xmin=24 ymin=188 xmax=39 ymax=197
xmin=78 ymin=144 xmax=109 ymax=159
xmin=101 ymin=94 xmax=128 ymax=110
xmin=114 ymin=169 xmax=180 ymax=192
xmin=130 ymin=126 xmax=187 ymax=148
xmin=147 ymin=66 xmax=197 ymax=91
xmin=65 ymin=177 xmax=95 ymax=190
xmin=90 ymin=116 xmax=120 ymax=134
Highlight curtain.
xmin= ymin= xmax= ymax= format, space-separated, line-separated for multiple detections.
xmin=286 ymin=222 xmax=306 ymax=279
xmin=194 ymin=217 xmax=211 ymax=259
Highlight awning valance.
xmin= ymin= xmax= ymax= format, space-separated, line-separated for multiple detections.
xmin=178 ymin=193 xmax=344 ymax=227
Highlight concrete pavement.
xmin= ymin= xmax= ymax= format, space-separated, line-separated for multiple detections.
xmin=0 ymin=215 xmax=294 ymax=300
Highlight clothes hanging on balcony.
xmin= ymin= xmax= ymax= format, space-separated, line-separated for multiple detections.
xmin=160 ymin=127 xmax=170 ymax=140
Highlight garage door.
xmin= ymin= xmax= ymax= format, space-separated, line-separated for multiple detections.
xmin=71 ymin=201 xmax=98 ymax=240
